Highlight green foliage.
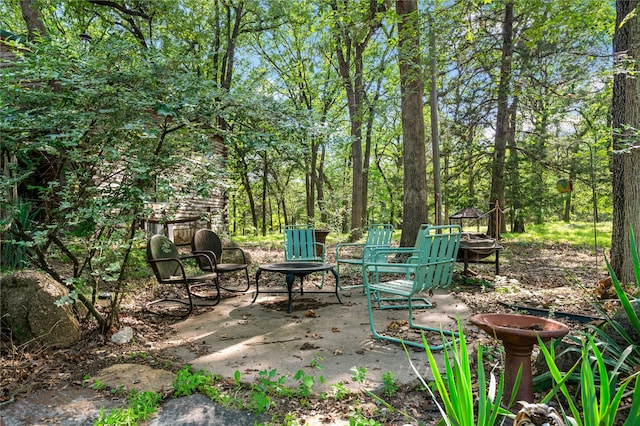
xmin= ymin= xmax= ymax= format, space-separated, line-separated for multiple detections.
xmin=414 ymin=319 xmax=514 ymax=426
xmin=380 ymin=371 xmax=399 ymax=397
xmin=538 ymin=334 xmax=639 ymax=426
xmin=94 ymin=390 xmax=162 ymax=426
xmin=348 ymin=407 xmax=382 ymax=426
xmin=172 ymin=365 xmax=215 ymax=397
xmin=293 ymin=369 xmax=319 ymax=400
xmin=330 ymin=381 xmax=351 ymax=401
xmin=248 ymin=369 xmax=282 ymax=413
xmin=0 ymin=200 xmax=39 ymax=270
xmin=350 ymin=366 xmax=368 ymax=384
xmin=1 ymin=34 xmax=226 ymax=329
xmin=537 ymin=227 xmax=640 ymax=425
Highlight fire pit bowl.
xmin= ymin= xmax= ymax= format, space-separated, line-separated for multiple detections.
xmin=470 ymin=313 xmax=570 ymax=405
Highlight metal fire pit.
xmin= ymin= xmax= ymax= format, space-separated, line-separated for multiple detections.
xmin=449 ymin=208 xmax=502 ymax=275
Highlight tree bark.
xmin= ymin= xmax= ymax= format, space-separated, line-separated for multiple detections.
xmin=489 ymin=2 xmax=514 ymax=239
xmin=428 ymin=13 xmax=442 ymax=226
xmin=506 ymin=96 xmax=524 ymax=233
xmin=611 ymin=0 xmax=640 ymax=283
xmin=19 ymin=0 xmax=48 ymax=40
xmin=396 ymin=0 xmax=428 ymax=247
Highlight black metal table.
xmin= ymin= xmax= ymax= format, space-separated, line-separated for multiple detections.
xmin=253 ymin=262 xmax=342 ymax=313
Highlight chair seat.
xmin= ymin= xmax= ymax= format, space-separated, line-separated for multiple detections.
xmin=162 ymin=272 xmax=218 ymax=284
xmin=368 ymin=264 xmax=413 ymax=274
xmin=369 ymin=279 xmax=415 ymax=297
xmin=215 ymin=263 xmax=248 ymax=273
xmin=340 ymin=258 xmax=364 ymax=265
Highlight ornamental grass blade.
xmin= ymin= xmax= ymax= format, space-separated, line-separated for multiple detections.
xmin=537 ymin=335 xmax=583 ymax=426
xmin=623 ymin=372 xmax=640 ymax=426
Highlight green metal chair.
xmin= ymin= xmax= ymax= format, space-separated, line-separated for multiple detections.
xmin=283 ymin=224 xmax=325 ymax=287
xmin=146 ymin=234 xmax=220 ymax=316
xmin=283 ymin=224 xmax=325 ymax=262
xmin=335 ymin=223 xmax=394 ymax=290
xmin=191 ymin=229 xmax=250 ymax=292
xmin=368 ymin=223 xmax=431 ymax=279
xmin=363 ymin=225 xmax=461 ymax=349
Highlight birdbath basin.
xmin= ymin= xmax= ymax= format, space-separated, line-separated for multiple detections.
xmin=470 ymin=313 xmax=570 ymax=404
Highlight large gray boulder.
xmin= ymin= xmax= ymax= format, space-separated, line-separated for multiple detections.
xmin=1 ymin=270 xmax=81 ymax=348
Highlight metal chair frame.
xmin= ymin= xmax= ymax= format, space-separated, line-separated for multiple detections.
xmin=335 ymin=223 xmax=394 ymax=290
xmin=146 ymin=234 xmax=220 ymax=316
xmin=363 ymin=225 xmax=461 ymax=349
xmin=191 ymin=229 xmax=250 ymax=292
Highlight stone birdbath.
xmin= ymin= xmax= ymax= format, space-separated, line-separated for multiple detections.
xmin=470 ymin=313 xmax=570 ymax=404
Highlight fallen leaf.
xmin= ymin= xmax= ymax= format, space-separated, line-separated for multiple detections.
xmin=331 ymin=327 xmax=340 ymax=332
xmin=333 ymin=349 xmax=343 ymax=355
xmin=387 ymin=320 xmax=409 ymax=331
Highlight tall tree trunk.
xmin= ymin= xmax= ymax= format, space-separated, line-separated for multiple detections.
xmin=261 ymin=152 xmax=268 ymax=236
xmin=428 ymin=13 xmax=442 ymax=226
xmin=489 ymin=2 xmax=514 ymax=239
xmin=318 ymin=143 xmax=327 ymax=224
xmin=238 ymin=156 xmax=258 ymax=229
xmin=611 ymin=0 xmax=640 ymax=283
xmin=362 ymin=99 xmax=375 ymax=224
xmin=19 ymin=0 xmax=48 ymax=40
xmin=506 ymin=96 xmax=524 ymax=233
xmin=397 ymin=0 xmax=428 ymax=247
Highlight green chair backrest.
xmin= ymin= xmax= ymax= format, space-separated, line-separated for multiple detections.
xmin=365 ymin=224 xmax=394 ymax=246
xmin=412 ymin=225 xmax=461 ymax=292
xmin=192 ymin=229 xmax=222 ymax=270
xmin=284 ymin=224 xmax=321 ymax=261
xmin=147 ymin=234 xmax=180 ymax=280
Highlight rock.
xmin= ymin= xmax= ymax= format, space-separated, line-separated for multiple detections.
xmin=149 ymin=393 xmax=269 ymax=426
xmin=0 ymin=270 xmax=81 ymax=348
xmin=111 ymin=326 xmax=134 ymax=344
xmin=93 ymin=364 xmax=176 ymax=394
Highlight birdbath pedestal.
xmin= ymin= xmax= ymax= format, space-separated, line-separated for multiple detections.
xmin=470 ymin=313 xmax=570 ymax=404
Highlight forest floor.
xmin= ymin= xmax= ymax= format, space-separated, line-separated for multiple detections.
xmin=0 ymin=241 xmax=623 ymax=425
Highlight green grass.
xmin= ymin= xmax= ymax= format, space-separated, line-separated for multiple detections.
xmin=230 ymin=221 xmax=612 ymax=250
xmin=502 ymin=221 xmax=612 ymax=249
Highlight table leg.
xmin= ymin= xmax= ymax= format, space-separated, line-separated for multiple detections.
xmin=285 ymin=272 xmax=296 ymax=313
xmin=463 ymin=249 xmax=469 ymax=275
xmin=495 ymin=250 xmax=500 ymax=275
xmin=329 ymin=267 xmax=343 ymax=305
